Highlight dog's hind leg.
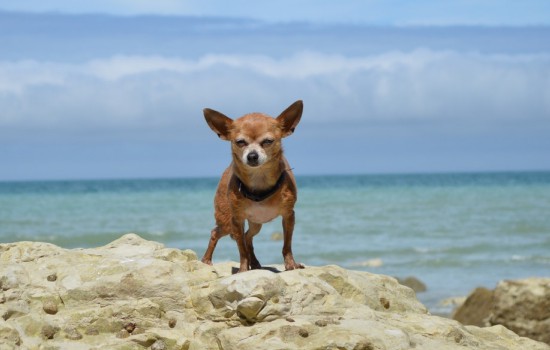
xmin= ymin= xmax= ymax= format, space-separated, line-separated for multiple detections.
xmin=245 ymin=222 xmax=262 ymax=269
xmin=201 ymin=226 xmax=226 ymax=265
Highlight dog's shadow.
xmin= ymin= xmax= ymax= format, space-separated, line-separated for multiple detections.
xmin=231 ymin=266 xmax=282 ymax=274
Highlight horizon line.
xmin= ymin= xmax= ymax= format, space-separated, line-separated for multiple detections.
xmin=2 ymin=168 xmax=550 ymax=184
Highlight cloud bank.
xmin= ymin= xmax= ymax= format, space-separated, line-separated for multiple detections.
xmin=1 ymin=49 xmax=549 ymax=138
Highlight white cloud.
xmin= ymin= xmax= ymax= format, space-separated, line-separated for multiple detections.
xmin=1 ymin=50 xmax=549 ymax=133
xmin=0 ymin=60 xmax=68 ymax=94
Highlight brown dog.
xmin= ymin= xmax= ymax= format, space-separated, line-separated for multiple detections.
xmin=201 ymin=100 xmax=305 ymax=273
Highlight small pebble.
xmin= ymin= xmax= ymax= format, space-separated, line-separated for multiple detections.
xmin=47 ymin=273 xmax=57 ymax=282
xmin=315 ymin=319 xmax=328 ymax=327
xmin=168 ymin=318 xmax=177 ymax=328
xmin=298 ymin=328 xmax=309 ymax=338
xmin=285 ymin=317 xmax=295 ymax=322
xmin=124 ymin=322 xmax=136 ymax=334
xmin=64 ymin=327 xmax=83 ymax=340
xmin=43 ymin=300 xmax=58 ymax=315
xmin=380 ymin=297 xmax=390 ymax=309
xmin=41 ymin=324 xmax=59 ymax=339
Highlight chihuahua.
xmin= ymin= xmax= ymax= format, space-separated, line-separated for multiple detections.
xmin=201 ymin=100 xmax=305 ymax=273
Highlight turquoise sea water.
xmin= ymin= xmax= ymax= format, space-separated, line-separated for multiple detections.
xmin=1 ymin=171 xmax=549 ymax=314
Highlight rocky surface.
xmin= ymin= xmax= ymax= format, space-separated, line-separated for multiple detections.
xmin=0 ymin=234 xmax=548 ymax=350
xmin=453 ymin=278 xmax=550 ymax=345
xmin=452 ymin=287 xmax=494 ymax=327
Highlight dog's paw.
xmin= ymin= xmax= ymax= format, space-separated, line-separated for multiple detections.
xmin=284 ymin=262 xmax=305 ymax=271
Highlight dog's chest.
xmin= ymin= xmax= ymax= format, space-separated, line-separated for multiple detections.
xmin=244 ymin=201 xmax=280 ymax=224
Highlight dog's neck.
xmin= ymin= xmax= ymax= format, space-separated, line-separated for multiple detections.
xmin=235 ymin=170 xmax=286 ymax=202
xmin=232 ymin=157 xmax=286 ymax=193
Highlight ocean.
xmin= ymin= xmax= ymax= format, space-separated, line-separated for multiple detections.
xmin=1 ymin=171 xmax=549 ymax=315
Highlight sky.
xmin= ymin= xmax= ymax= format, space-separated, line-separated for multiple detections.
xmin=2 ymin=0 xmax=550 ymax=26
xmin=1 ymin=1 xmax=550 ymax=180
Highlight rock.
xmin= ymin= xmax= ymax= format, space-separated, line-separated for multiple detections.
xmin=270 ymin=232 xmax=283 ymax=240
xmin=41 ymin=324 xmax=59 ymax=339
xmin=0 ymin=233 xmax=548 ymax=350
xmin=396 ymin=276 xmax=427 ymax=293
xmin=124 ymin=322 xmax=137 ymax=334
xmin=42 ymin=299 xmax=58 ymax=315
xmin=491 ymin=279 xmax=550 ymax=345
xmin=237 ymin=296 xmax=266 ymax=322
xmin=64 ymin=326 xmax=83 ymax=340
xmin=350 ymin=258 xmax=383 ymax=268
xmin=0 ymin=321 xmax=21 ymax=346
xmin=168 ymin=318 xmax=177 ymax=328
xmin=454 ymin=278 xmax=550 ymax=345
xmin=151 ymin=339 xmax=167 ymax=350
xmin=439 ymin=296 xmax=467 ymax=309
xmin=453 ymin=287 xmax=494 ymax=327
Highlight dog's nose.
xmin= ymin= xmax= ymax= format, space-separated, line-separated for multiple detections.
xmin=247 ymin=151 xmax=259 ymax=164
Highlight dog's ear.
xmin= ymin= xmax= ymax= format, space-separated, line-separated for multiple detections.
xmin=203 ymin=108 xmax=233 ymax=140
xmin=276 ymin=100 xmax=303 ymax=138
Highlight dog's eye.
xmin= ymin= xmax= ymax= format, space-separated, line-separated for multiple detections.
xmin=235 ymin=139 xmax=247 ymax=147
xmin=261 ymin=139 xmax=274 ymax=147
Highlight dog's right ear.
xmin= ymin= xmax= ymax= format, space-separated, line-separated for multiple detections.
xmin=203 ymin=108 xmax=233 ymax=140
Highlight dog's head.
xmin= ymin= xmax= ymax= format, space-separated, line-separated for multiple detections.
xmin=203 ymin=100 xmax=303 ymax=168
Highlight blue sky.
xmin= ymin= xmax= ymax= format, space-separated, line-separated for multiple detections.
xmin=2 ymin=0 xmax=550 ymax=25
xmin=1 ymin=1 xmax=550 ymax=180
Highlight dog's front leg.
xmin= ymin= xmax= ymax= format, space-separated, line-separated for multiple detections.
xmin=282 ymin=210 xmax=305 ymax=270
xmin=232 ymin=217 xmax=249 ymax=272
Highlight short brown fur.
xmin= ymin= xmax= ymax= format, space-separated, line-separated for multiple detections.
xmin=201 ymin=100 xmax=304 ymax=272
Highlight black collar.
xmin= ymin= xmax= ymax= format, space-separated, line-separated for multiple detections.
xmin=236 ymin=171 xmax=286 ymax=202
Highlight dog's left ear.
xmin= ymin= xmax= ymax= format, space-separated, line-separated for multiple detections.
xmin=277 ymin=100 xmax=303 ymax=138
